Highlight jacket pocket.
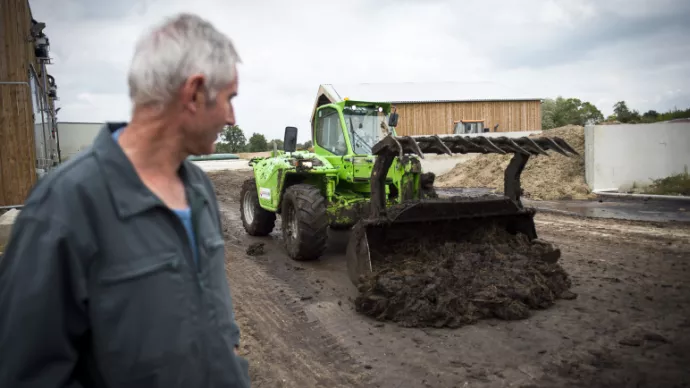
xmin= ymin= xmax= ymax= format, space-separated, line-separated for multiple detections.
xmin=93 ymin=251 xmax=193 ymax=382
xmin=100 ymin=252 xmax=180 ymax=284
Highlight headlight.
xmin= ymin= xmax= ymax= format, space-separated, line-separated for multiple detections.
xmin=290 ymin=159 xmax=314 ymax=168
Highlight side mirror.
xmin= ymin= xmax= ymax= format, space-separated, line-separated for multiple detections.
xmin=388 ymin=112 xmax=399 ymax=127
xmin=284 ymin=126 xmax=298 ymax=153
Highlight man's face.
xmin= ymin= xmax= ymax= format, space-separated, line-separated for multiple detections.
xmin=178 ymin=69 xmax=239 ymax=155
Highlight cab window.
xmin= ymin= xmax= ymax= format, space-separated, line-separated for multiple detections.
xmin=314 ymin=107 xmax=347 ymax=155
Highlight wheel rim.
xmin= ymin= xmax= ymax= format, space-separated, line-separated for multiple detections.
xmin=242 ymin=190 xmax=255 ymax=224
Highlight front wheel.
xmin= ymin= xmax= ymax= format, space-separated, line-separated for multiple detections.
xmin=240 ymin=178 xmax=276 ymax=236
xmin=281 ymin=184 xmax=328 ymax=261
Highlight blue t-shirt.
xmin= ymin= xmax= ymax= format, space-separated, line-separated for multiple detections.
xmin=112 ymin=127 xmax=199 ymax=266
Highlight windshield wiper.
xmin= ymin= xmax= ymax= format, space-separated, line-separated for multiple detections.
xmin=349 ymin=118 xmax=372 ymax=154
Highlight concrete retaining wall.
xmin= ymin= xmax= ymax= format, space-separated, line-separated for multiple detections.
xmin=585 ymin=122 xmax=690 ymax=192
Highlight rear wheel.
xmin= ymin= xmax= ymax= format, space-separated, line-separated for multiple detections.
xmin=240 ymin=178 xmax=276 ymax=236
xmin=281 ymin=184 xmax=328 ymax=261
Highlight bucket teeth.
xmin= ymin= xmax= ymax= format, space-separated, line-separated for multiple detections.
xmin=373 ymin=134 xmax=579 ymax=158
xmin=553 ymin=136 xmax=580 ymax=156
xmin=426 ymin=135 xmax=453 ymax=156
xmin=521 ymin=137 xmax=549 ymax=155
xmin=476 ymin=136 xmax=508 ymax=154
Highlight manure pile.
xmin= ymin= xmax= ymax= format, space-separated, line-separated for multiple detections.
xmin=354 ymin=226 xmax=575 ymax=328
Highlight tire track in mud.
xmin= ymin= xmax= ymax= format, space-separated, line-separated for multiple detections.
xmin=221 ymin=205 xmax=372 ymax=388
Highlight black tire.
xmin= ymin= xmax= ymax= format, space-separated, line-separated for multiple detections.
xmin=281 ymin=184 xmax=328 ymax=261
xmin=240 ymin=178 xmax=276 ymax=236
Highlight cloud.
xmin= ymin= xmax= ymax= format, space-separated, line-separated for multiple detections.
xmin=29 ymin=0 xmax=690 ymax=142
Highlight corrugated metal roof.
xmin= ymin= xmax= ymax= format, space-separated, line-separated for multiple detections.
xmin=321 ymin=82 xmax=541 ymax=103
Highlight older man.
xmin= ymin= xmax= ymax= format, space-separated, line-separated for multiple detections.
xmin=0 ymin=14 xmax=249 ymax=388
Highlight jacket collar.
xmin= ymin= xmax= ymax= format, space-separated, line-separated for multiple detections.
xmin=92 ymin=122 xmax=209 ymax=219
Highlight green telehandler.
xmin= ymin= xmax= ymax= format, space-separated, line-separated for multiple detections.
xmin=239 ymin=99 xmax=579 ymax=285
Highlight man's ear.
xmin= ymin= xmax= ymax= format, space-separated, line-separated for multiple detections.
xmin=182 ymin=74 xmax=206 ymax=113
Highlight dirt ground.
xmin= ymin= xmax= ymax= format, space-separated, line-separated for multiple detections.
xmin=209 ymin=170 xmax=690 ymax=388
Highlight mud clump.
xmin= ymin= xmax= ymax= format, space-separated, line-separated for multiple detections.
xmin=246 ymin=242 xmax=266 ymax=256
xmin=354 ymin=226 xmax=573 ymax=328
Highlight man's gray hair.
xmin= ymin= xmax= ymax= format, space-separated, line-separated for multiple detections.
xmin=127 ymin=13 xmax=241 ymax=106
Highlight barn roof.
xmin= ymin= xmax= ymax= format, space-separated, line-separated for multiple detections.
xmin=319 ymin=82 xmax=542 ymax=104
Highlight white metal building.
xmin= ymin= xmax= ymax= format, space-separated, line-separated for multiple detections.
xmin=56 ymin=121 xmax=103 ymax=161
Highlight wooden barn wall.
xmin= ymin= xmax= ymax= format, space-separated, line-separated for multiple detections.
xmin=0 ymin=0 xmax=39 ymax=206
xmin=392 ymin=100 xmax=542 ymax=137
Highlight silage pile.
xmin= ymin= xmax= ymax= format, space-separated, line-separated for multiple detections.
xmin=354 ymin=226 xmax=575 ymax=328
xmin=435 ymin=125 xmax=595 ymax=200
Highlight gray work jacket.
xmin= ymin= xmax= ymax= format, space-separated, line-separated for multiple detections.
xmin=0 ymin=123 xmax=250 ymax=387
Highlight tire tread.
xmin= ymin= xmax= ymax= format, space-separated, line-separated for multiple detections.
xmin=282 ymin=184 xmax=328 ymax=261
xmin=240 ymin=178 xmax=276 ymax=236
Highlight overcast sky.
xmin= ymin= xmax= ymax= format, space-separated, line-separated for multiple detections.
xmin=30 ymin=0 xmax=690 ymax=142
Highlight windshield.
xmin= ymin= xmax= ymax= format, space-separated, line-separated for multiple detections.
xmin=342 ymin=105 xmax=387 ymax=154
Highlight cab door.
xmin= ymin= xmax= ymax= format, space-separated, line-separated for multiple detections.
xmin=313 ymin=107 xmax=351 ymax=180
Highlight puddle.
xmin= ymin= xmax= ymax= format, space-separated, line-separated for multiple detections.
xmin=524 ymin=199 xmax=690 ymax=223
xmin=433 ymin=188 xmax=690 ymax=223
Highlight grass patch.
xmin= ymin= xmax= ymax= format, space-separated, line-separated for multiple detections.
xmin=646 ymin=167 xmax=690 ymax=196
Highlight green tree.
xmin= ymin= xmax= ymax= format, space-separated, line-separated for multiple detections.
xmin=248 ymin=133 xmax=269 ymax=152
xmin=613 ymin=101 xmax=631 ymax=122
xmin=656 ymin=107 xmax=690 ymax=122
xmin=613 ymin=101 xmax=641 ymax=123
xmin=214 ymin=142 xmax=233 ymax=153
xmin=578 ymin=102 xmax=605 ymax=126
xmin=541 ymin=96 xmax=604 ymax=129
xmin=609 ymin=104 xmax=690 ymax=124
xmin=641 ymin=110 xmax=659 ymax=123
xmin=218 ymin=125 xmax=247 ymax=153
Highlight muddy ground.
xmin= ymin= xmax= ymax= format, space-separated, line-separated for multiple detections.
xmin=210 ymin=170 xmax=690 ymax=388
